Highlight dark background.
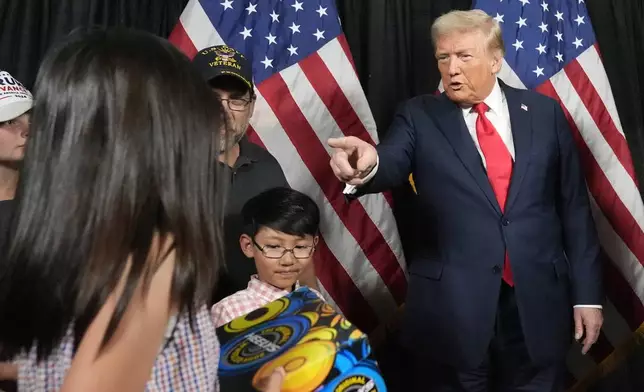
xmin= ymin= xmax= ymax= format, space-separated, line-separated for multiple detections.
xmin=1 ymin=0 xmax=643 ymax=388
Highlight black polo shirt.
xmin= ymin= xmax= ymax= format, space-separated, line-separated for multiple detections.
xmin=213 ymin=137 xmax=289 ymax=304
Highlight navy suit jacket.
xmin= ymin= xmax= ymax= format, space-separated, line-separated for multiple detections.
xmin=356 ymin=82 xmax=603 ymax=369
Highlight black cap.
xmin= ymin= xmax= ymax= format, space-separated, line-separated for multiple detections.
xmin=192 ymin=45 xmax=253 ymax=91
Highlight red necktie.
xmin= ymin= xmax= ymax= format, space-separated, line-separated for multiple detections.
xmin=473 ymin=102 xmax=514 ymax=286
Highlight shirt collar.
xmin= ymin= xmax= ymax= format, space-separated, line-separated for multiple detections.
xmin=238 ymin=137 xmax=261 ymax=161
xmin=461 ymin=78 xmax=504 ymax=116
xmin=247 ymin=274 xmax=300 ymax=303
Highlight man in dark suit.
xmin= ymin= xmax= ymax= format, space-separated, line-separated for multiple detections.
xmin=328 ymin=9 xmax=603 ymax=391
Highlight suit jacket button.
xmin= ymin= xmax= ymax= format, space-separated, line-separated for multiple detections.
xmin=492 ymin=265 xmax=501 ymax=274
xmin=501 ymin=218 xmax=510 ymax=226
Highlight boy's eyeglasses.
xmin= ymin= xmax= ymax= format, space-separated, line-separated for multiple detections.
xmin=252 ymin=238 xmax=315 ymax=259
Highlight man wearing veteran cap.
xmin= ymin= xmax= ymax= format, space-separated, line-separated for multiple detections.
xmin=193 ymin=45 xmax=318 ymax=304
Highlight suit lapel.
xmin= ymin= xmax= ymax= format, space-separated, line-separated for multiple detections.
xmin=503 ymin=85 xmax=533 ymax=213
xmin=435 ymin=95 xmax=502 ymax=215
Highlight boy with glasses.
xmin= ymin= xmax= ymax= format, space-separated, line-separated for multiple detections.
xmin=211 ymin=187 xmax=324 ymax=327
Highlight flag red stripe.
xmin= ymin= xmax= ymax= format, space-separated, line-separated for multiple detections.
xmin=168 ymin=22 xmax=198 ymax=59
xmin=602 ymin=252 xmax=644 ymax=329
xmin=336 ymin=34 xmax=358 ymax=76
xmin=594 ymin=43 xmax=604 ymax=62
xmin=564 ymin=60 xmax=638 ymax=182
xmin=316 ymin=237 xmax=380 ymax=331
xmin=536 ymin=81 xmax=644 ymax=269
xmin=246 ymin=125 xmax=263 ymax=147
xmin=257 ymin=74 xmax=407 ymax=305
xmin=298 ymin=52 xmax=376 ymax=146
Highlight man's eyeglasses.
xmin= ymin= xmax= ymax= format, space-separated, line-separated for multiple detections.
xmin=219 ymin=97 xmax=254 ymax=112
xmin=252 ymin=238 xmax=315 ymax=259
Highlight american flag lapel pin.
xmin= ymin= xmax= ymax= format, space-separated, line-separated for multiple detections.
xmin=521 ymin=104 xmax=528 ymax=111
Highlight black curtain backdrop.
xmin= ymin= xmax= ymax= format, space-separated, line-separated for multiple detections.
xmin=0 ymin=0 xmax=189 ymax=89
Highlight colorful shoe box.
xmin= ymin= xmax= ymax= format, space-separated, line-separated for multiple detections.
xmin=216 ymin=287 xmax=387 ymax=392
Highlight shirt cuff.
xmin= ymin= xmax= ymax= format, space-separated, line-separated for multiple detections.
xmin=573 ymin=305 xmax=603 ymax=309
xmin=342 ymin=156 xmax=379 ymax=195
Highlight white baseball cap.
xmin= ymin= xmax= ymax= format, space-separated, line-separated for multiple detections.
xmin=0 ymin=71 xmax=33 ymax=122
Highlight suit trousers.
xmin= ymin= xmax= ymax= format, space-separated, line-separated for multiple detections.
xmin=404 ymin=283 xmax=566 ymax=392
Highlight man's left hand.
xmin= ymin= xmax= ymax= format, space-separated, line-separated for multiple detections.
xmin=574 ymin=307 xmax=603 ymax=355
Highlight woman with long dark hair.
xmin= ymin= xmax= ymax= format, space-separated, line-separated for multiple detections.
xmin=0 ymin=28 xmax=287 ymax=391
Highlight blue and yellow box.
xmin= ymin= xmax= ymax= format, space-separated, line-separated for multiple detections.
xmin=216 ymin=287 xmax=387 ymax=392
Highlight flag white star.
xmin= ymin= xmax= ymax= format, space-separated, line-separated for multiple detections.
xmin=512 ymin=39 xmax=524 ymax=50
xmin=287 ymin=45 xmax=298 ymax=56
xmin=574 ymin=15 xmax=585 ymax=25
xmin=579 ymin=0 xmax=585 ymax=3
xmin=245 ymin=2 xmax=257 ymax=14
xmin=538 ymin=22 xmax=548 ymax=32
xmin=555 ymin=52 xmax=564 ymax=62
xmin=494 ymin=13 xmax=504 ymax=23
xmin=265 ymin=33 xmax=277 ymax=45
xmin=541 ymin=1 xmax=549 ymax=11
xmin=516 ymin=17 xmax=527 ymax=28
xmin=536 ymin=43 xmax=547 ymax=54
xmin=269 ymin=10 xmax=280 ymax=22
xmin=554 ymin=11 xmax=564 ymax=21
xmin=555 ymin=31 xmax=563 ymax=41
xmin=316 ymin=5 xmax=328 ymax=17
xmin=573 ymin=37 xmax=583 ymax=48
xmin=239 ymin=27 xmax=252 ymax=40
xmin=519 ymin=0 xmax=529 ymax=5
xmin=221 ymin=0 xmax=233 ymax=10
xmin=533 ymin=66 xmax=544 ymax=77
xmin=291 ymin=0 xmax=303 ymax=12
xmin=288 ymin=22 xmax=301 ymax=34
xmin=313 ymin=29 xmax=325 ymax=41
xmin=260 ymin=56 xmax=273 ymax=69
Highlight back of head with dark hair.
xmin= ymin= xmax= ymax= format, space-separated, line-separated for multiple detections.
xmin=0 ymin=27 xmax=226 ymax=359
xmin=242 ymin=187 xmax=320 ymax=238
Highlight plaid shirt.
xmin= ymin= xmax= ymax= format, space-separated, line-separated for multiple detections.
xmin=211 ymin=275 xmax=324 ymax=328
xmin=17 ymin=304 xmax=220 ymax=392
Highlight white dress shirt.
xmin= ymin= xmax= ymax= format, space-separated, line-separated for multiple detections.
xmin=342 ymin=79 xmax=600 ymax=309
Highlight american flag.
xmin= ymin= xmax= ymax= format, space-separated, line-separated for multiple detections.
xmin=462 ymin=0 xmax=644 ymax=385
xmin=168 ymin=0 xmax=408 ymax=333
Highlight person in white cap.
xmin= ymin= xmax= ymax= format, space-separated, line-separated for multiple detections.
xmin=0 ymin=70 xmax=31 ymax=389
xmin=0 ymin=70 xmax=31 ymax=202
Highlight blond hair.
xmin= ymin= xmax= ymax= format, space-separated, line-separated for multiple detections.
xmin=431 ymin=9 xmax=505 ymax=56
